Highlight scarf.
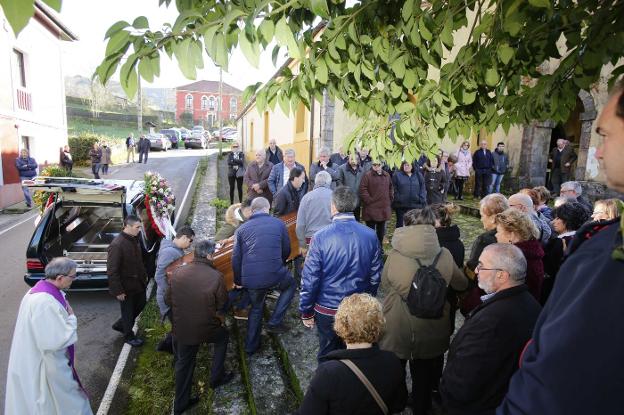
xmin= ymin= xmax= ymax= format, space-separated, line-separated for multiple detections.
xmin=30 ymin=280 xmax=84 ymax=390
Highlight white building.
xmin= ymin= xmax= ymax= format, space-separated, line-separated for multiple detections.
xmin=0 ymin=2 xmax=77 ymax=208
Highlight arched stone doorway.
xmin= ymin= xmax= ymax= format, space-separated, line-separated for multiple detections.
xmin=517 ymin=90 xmax=596 ymax=188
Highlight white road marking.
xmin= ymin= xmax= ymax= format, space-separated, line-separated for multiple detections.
xmin=95 ymin=159 xmax=199 ymax=415
xmin=0 ymin=212 xmax=38 ymax=237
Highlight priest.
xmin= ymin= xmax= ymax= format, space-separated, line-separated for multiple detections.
xmin=5 ymin=257 xmax=92 ymax=415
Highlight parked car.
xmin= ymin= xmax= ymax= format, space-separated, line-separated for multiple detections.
xmin=185 ymin=132 xmax=207 ymax=149
xmin=160 ymin=128 xmax=181 ymax=149
xmin=23 ymin=177 xmax=168 ymax=290
xmin=147 ymin=133 xmax=171 ymax=151
xmin=180 ymin=128 xmax=191 ymax=141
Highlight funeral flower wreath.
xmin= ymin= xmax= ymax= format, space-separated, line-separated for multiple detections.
xmin=144 ymin=171 xmax=175 ymax=237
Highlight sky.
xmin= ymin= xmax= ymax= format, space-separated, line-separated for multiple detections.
xmin=58 ymin=0 xmax=284 ymax=91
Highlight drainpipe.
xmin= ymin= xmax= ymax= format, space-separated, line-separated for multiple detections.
xmin=308 ymin=98 xmax=315 ymax=168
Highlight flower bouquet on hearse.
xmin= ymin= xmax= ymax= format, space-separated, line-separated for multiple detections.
xmin=143 ymin=171 xmax=175 ymax=238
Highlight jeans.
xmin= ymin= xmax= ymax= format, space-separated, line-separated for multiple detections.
xmin=489 ymin=173 xmax=504 ymax=193
xmin=474 ymin=169 xmax=491 ymax=198
xmin=245 ymin=273 xmax=295 ymax=354
xmin=315 ymin=312 xmax=345 ymax=362
xmin=226 ymin=288 xmax=250 ymax=311
xmin=365 ymin=220 xmax=386 ymax=246
xmin=20 ymin=177 xmax=33 ymax=206
xmin=139 ymin=151 xmax=149 ymax=163
xmin=114 ymin=290 xmax=146 ymax=340
xmin=101 ymin=164 xmax=109 ymax=175
xmin=173 ymin=327 xmax=228 ymax=414
xmin=228 ymin=176 xmax=244 ymax=204
xmin=401 ymin=355 xmax=444 ymax=415
xmin=91 ymin=163 xmax=101 ymax=179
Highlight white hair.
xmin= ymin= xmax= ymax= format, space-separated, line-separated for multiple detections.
xmin=318 ymin=147 xmax=331 ymax=157
xmin=250 ymin=197 xmax=270 ymax=213
xmin=314 ymin=171 xmax=332 ymax=187
xmin=482 ymin=243 xmax=527 ymax=283
xmin=561 ymin=181 xmax=582 ymax=195
xmin=284 ymin=148 xmax=296 ymax=157
xmin=510 ymin=193 xmax=534 ymax=210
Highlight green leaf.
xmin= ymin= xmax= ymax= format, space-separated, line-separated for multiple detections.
xmin=278 ymin=92 xmax=291 ymax=115
xmin=390 ymin=82 xmax=402 ymax=99
xmin=316 ymin=58 xmax=328 ymax=84
xmin=132 ymin=16 xmax=149 ymax=29
xmin=310 ymin=0 xmax=330 ymax=19
xmin=391 ymin=55 xmax=406 ymax=78
xmin=174 ymin=38 xmax=197 ymax=79
xmin=275 ymin=17 xmax=301 ymax=59
xmin=440 ymin=17 xmax=454 ymax=48
xmin=138 ymin=57 xmax=155 ymax=83
xmin=396 ymin=102 xmax=414 ymax=113
xmin=335 ymin=35 xmax=347 ymax=50
xmin=120 ymin=56 xmax=139 ymax=99
xmin=461 ymin=89 xmax=477 ymax=105
xmin=326 ymin=55 xmax=341 ymax=76
xmin=105 ymin=20 xmax=131 ymax=39
xmin=223 ymin=8 xmax=245 ymax=29
xmin=418 ymin=17 xmax=432 ymax=42
xmin=259 ymin=19 xmax=275 ymax=43
xmin=328 ymin=43 xmax=340 ymax=61
xmin=497 ymin=43 xmax=515 ymax=65
xmin=239 ymin=31 xmax=260 ymax=68
xmin=403 ymin=70 xmax=417 ymax=89
xmin=212 ymin=32 xmax=229 ymax=70
xmin=528 ymin=0 xmax=551 ymax=8
xmin=106 ymin=30 xmax=131 ymax=57
xmin=0 ymin=0 xmax=35 ymax=36
xmin=410 ymin=25 xmax=421 ymax=47
xmin=348 ymin=22 xmax=358 ymax=43
xmin=485 ymin=67 xmax=500 ymax=86
xmin=42 ymin=0 xmax=61 ymax=11
xmin=402 ymin=0 xmax=414 ymax=22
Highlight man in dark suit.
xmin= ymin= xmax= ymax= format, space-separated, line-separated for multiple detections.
xmin=472 ymin=140 xmax=494 ymax=199
xmin=548 ymin=138 xmax=577 ymax=196
xmin=441 ymin=243 xmax=541 ymax=415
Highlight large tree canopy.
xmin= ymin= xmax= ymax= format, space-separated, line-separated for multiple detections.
xmin=3 ymin=0 xmax=623 ymax=163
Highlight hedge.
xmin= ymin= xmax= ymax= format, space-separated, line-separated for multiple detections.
xmin=68 ymin=133 xmax=125 ymax=165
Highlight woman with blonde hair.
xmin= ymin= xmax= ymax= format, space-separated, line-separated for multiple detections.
xmin=461 ymin=194 xmax=509 ymax=315
xmin=494 ymin=209 xmax=545 ymax=301
xmin=297 ymin=293 xmax=407 ymax=415
xmin=214 ymin=203 xmax=242 ymax=242
xmin=592 ymin=198 xmax=620 ymax=222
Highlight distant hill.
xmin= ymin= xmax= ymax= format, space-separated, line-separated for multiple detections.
xmin=64 ymin=75 xmax=176 ymax=112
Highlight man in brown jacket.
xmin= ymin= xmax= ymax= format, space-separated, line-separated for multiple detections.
xmin=169 ymin=240 xmax=232 ymax=414
xmin=359 ymin=160 xmax=393 ymax=246
xmin=244 ymin=149 xmax=274 ymax=203
xmin=108 ymin=215 xmax=148 ymax=347
xmin=548 ymin=138 xmax=577 ymax=196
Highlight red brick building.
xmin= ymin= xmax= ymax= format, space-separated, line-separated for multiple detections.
xmin=175 ymin=80 xmax=242 ymax=128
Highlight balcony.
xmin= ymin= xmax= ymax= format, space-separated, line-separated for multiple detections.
xmin=16 ymin=88 xmax=32 ymax=111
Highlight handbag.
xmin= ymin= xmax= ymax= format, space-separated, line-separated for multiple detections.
xmin=340 ymin=359 xmax=389 ymax=415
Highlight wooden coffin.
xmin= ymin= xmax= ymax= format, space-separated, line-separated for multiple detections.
xmin=166 ymin=211 xmax=299 ymax=290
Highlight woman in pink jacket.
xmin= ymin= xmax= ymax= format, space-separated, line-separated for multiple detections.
xmin=454 ymin=141 xmax=472 ymax=200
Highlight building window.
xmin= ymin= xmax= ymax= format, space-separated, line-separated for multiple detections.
xmin=13 ymin=49 xmax=26 ymax=88
xmin=201 ymin=96 xmax=208 ymax=110
xmin=230 ymin=113 xmax=236 ymax=119
xmin=230 ymin=97 xmax=237 ymax=113
xmin=185 ymin=94 xmax=193 ymax=110
xmin=208 ymin=96 xmax=216 ymax=111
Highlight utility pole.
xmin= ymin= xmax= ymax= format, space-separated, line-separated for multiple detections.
xmin=137 ymin=76 xmax=143 ymax=134
xmin=218 ymin=66 xmax=223 ymax=156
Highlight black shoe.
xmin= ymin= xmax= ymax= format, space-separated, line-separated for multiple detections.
xmin=112 ymin=322 xmax=123 ymax=333
xmin=125 ymin=338 xmax=144 ymax=347
xmin=210 ymin=372 xmax=234 ymax=389
xmin=174 ymin=397 xmax=200 ymax=415
xmin=266 ymin=323 xmax=289 ymax=334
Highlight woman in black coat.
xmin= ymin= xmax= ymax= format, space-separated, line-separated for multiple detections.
xmin=227 ymin=143 xmax=245 ymax=204
xmin=424 ymin=156 xmax=448 ymax=205
xmin=392 ymin=160 xmax=426 ymax=227
xmin=432 ymin=202 xmax=465 ymax=332
xmin=297 ymin=294 xmax=407 ymax=415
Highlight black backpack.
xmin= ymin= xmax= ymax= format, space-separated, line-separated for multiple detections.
xmin=406 ymin=250 xmax=447 ymax=318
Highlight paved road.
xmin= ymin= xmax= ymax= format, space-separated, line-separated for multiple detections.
xmin=0 ymin=148 xmax=211 ymax=410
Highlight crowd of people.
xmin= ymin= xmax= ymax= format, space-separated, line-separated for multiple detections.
xmin=5 ymin=81 xmax=624 ymax=415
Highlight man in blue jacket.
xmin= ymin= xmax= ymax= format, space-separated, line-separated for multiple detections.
xmin=14 ymin=149 xmax=37 ymax=207
xmin=300 ymin=186 xmax=383 ymax=361
xmin=472 ymin=140 xmax=494 ymax=199
xmin=497 ymin=79 xmax=624 ymax=414
xmin=232 ymin=197 xmax=295 ymax=356
xmin=268 ymin=148 xmax=308 ymax=197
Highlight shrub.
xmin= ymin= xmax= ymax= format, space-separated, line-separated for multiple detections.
xmin=68 ymin=133 xmax=102 ymax=164
xmin=32 ymin=165 xmax=86 ymax=211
